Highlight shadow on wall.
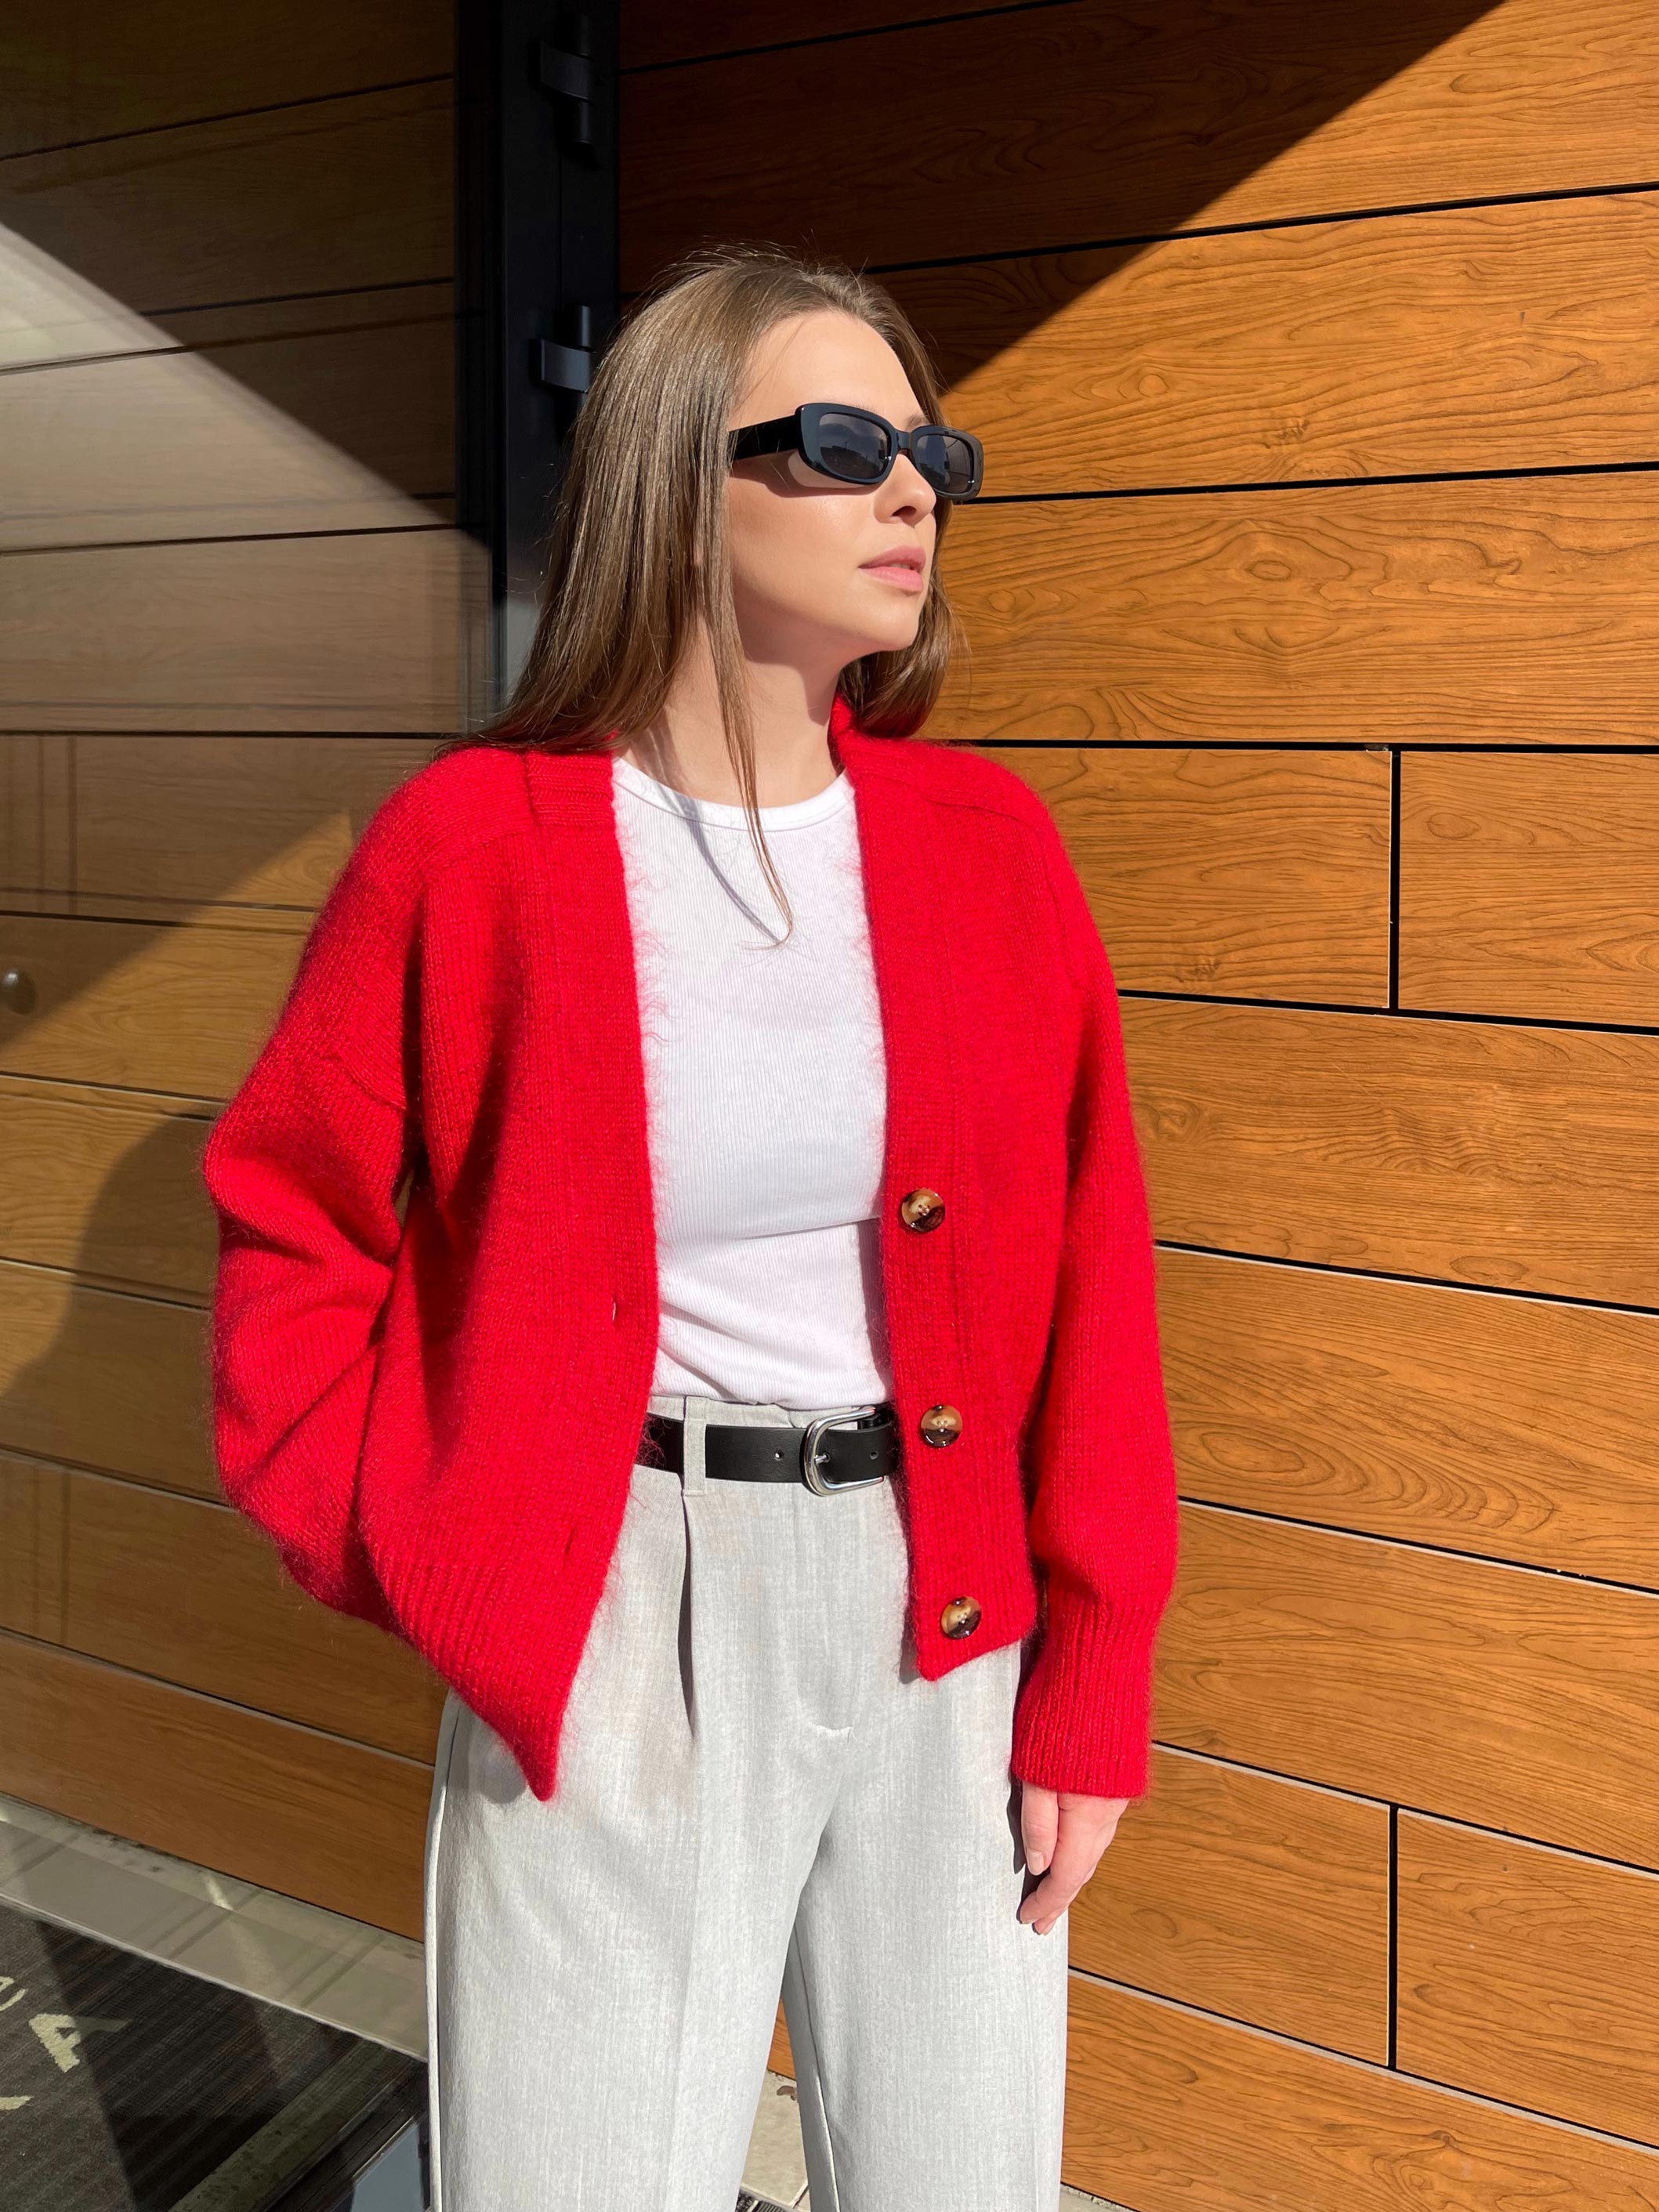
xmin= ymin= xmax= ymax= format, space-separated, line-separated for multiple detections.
xmin=621 ymin=0 xmax=1523 ymax=365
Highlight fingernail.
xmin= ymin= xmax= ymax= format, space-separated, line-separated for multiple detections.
xmin=1027 ymin=1850 xmax=1047 ymax=1875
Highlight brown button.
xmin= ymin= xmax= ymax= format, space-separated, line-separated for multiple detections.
xmin=940 ymin=1595 xmax=982 ymax=1638
xmin=898 ymin=1186 xmax=945 ymax=1232
xmin=919 ymin=1403 xmax=962 ymax=1447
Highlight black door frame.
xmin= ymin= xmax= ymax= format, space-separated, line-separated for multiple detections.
xmin=455 ymin=0 xmax=619 ymax=712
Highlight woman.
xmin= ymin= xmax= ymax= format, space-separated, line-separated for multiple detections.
xmin=201 ymin=243 xmax=1179 ymax=2211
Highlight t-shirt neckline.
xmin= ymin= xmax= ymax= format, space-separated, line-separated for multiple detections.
xmin=611 ymin=751 xmax=853 ymax=831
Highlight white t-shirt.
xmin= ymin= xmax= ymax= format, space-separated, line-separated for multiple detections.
xmin=610 ymin=750 xmax=894 ymax=1408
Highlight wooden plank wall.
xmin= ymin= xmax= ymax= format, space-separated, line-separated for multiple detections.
xmin=621 ymin=1 xmax=1659 ymax=2203
xmin=0 ymin=0 xmax=476 ymax=1939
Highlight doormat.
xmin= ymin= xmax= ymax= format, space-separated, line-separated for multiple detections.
xmin=0 ymin=1896 xmax=422 ymax=2211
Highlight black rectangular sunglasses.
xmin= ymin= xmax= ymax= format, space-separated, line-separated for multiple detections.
xmin=729 ymin=401 xmax=984 ymax=501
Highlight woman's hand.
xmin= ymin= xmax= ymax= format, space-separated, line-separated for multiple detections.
xmin=1016 ymin=1783 xmax=1127 ymax=1934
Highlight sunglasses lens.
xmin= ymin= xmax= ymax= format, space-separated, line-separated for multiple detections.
xmin=913 ymin=429 xmax=980 ymax=498
xmin=815 ymin=410 xmax=892 ymax=483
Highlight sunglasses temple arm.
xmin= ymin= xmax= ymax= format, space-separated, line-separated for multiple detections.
xmin=728 ymin=420 xmax=797 ymax=462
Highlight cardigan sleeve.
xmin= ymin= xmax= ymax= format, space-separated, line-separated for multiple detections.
xmin=1009 ymin=804 xmax=1180 ymax=1801
xmin=198 ymin=823 xmax=421 ymax=1634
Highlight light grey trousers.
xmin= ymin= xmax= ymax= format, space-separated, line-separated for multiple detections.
xmin=422 ymin=1392 xmax=1070 ymax=2211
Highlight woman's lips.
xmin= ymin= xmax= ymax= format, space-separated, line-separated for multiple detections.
xmin=860 ymin=553 xmax=926 ymax=593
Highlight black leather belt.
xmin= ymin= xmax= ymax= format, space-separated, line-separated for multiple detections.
xmin=638 ymin=1403 xmax=899 ymax=1494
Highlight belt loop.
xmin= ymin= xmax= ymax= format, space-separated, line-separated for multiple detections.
xmin=681 ymin=1396 xmax=712 ymax=1494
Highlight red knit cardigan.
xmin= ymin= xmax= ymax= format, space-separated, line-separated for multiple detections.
xmin=201 ymin=701 xmax=1179 ymax=1804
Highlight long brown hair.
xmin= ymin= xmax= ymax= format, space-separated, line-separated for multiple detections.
xmin=429 ymin=241 xmax=965 ymax=933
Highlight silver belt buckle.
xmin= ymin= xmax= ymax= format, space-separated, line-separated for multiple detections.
xmin=800 ymin=1408 xmax=888 ymax=1495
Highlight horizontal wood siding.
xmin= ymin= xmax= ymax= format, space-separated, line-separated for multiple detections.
xmin=936 ymin=480 xmax=1659 ymax=747
xmin=622 ymin=1 xmax=1659 ymax=285
xmin=1070 ymin=1749 xmax=1390 ymax=2060
xmin=1125 ymin=998 xmax=1659 ymax=1302
xmin=1396 ymin=1814 xmax=1659 ymax=2144
xmin=1157 ymin=1506 xmax=1659 ymax=1869
xmin=0 ymin=1628 xmax=432 ymax=1936
xmin=883 ymin=193 xmax=1659 ymax=491
xmin=0 ymin=13 xmax=462 ymax=1927
xmin=1062 ymin=1978 xmax=1659 ymax=2210
xmin=1157 ymin=1250 xmax=1659 ymax=1586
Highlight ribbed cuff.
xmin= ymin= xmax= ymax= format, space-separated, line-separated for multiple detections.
xmin=1009 ymin=1596 xmax=1163 ymax=1800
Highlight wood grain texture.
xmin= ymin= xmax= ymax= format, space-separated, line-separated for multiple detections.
xmin=0 ymin=527 xmax=481 ymax=732
xmin=1400 ymin=751 xmax=1659 ymax=1026
xmin=622 ymin=0 xmax=1018 ymax=70
xmin=0 ymin=1627 xmax=432 ymax=1935
xmin=0 ymin=1456 xmax=444 ymax=1761
xmin=2 ymin=295 xmax=455 ymax=548
xmin=768 ymin=2001 xmax=794 ymax=2081
xmin=0 ymin=1081 xmax=212 ymax=1294
xmin=0 ymin=0 xmax=450 ymax=158
xmin=0 ymin=903 xmax=339 ymax=1099
xmin=1 ymin=0 xmax=470 ymax=1959
xmin=621 ymin=0 xmax=1658 ymax=289
xmin=0 ymin=733 xmax=72 ymax=896
xmin=1060 ymin=1977 xmax=1659 ymax=2211
xmin=2 ymin=733 xmax=436 ymax=921
xmin=0 ymin=1258 xmax=212 ymax=1486
xmin=1157 ymin=1504 xmax=1659 ymax=1869
xmin=976 ymin=744 xmax=1390 ymax=1001
xmin=1070 ymin=1747 xmax=1389 ymax=2059
xmin=0 ymin=81 xmax=451 ymax=364
xmin=935 ymin=476 xmax=1659 ymax=746
xmin=0 ymin=1449 xmax=66 ymax=1639
xmin=1125 ymin=997 xmax=1659 ymax=1305
xmin=1396 ymin=1813 xmax=1659 ymax=2145
xmin=774 ymin=1964 xmax=1659 ymax=2204
xmin=1159 ymin=1249 xmax=1659 ymax=1587
xmin=889 ymin=192 xmax=1659 ymax=493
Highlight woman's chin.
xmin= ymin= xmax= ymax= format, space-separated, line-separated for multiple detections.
xmin=842 ymin=608 xmax=926 ymax=661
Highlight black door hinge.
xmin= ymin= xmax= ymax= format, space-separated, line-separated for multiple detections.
xmin=534 ymin=29 xmax=596 ymax=157
xmin=534 ymin=302 xmax=596 ymax=394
